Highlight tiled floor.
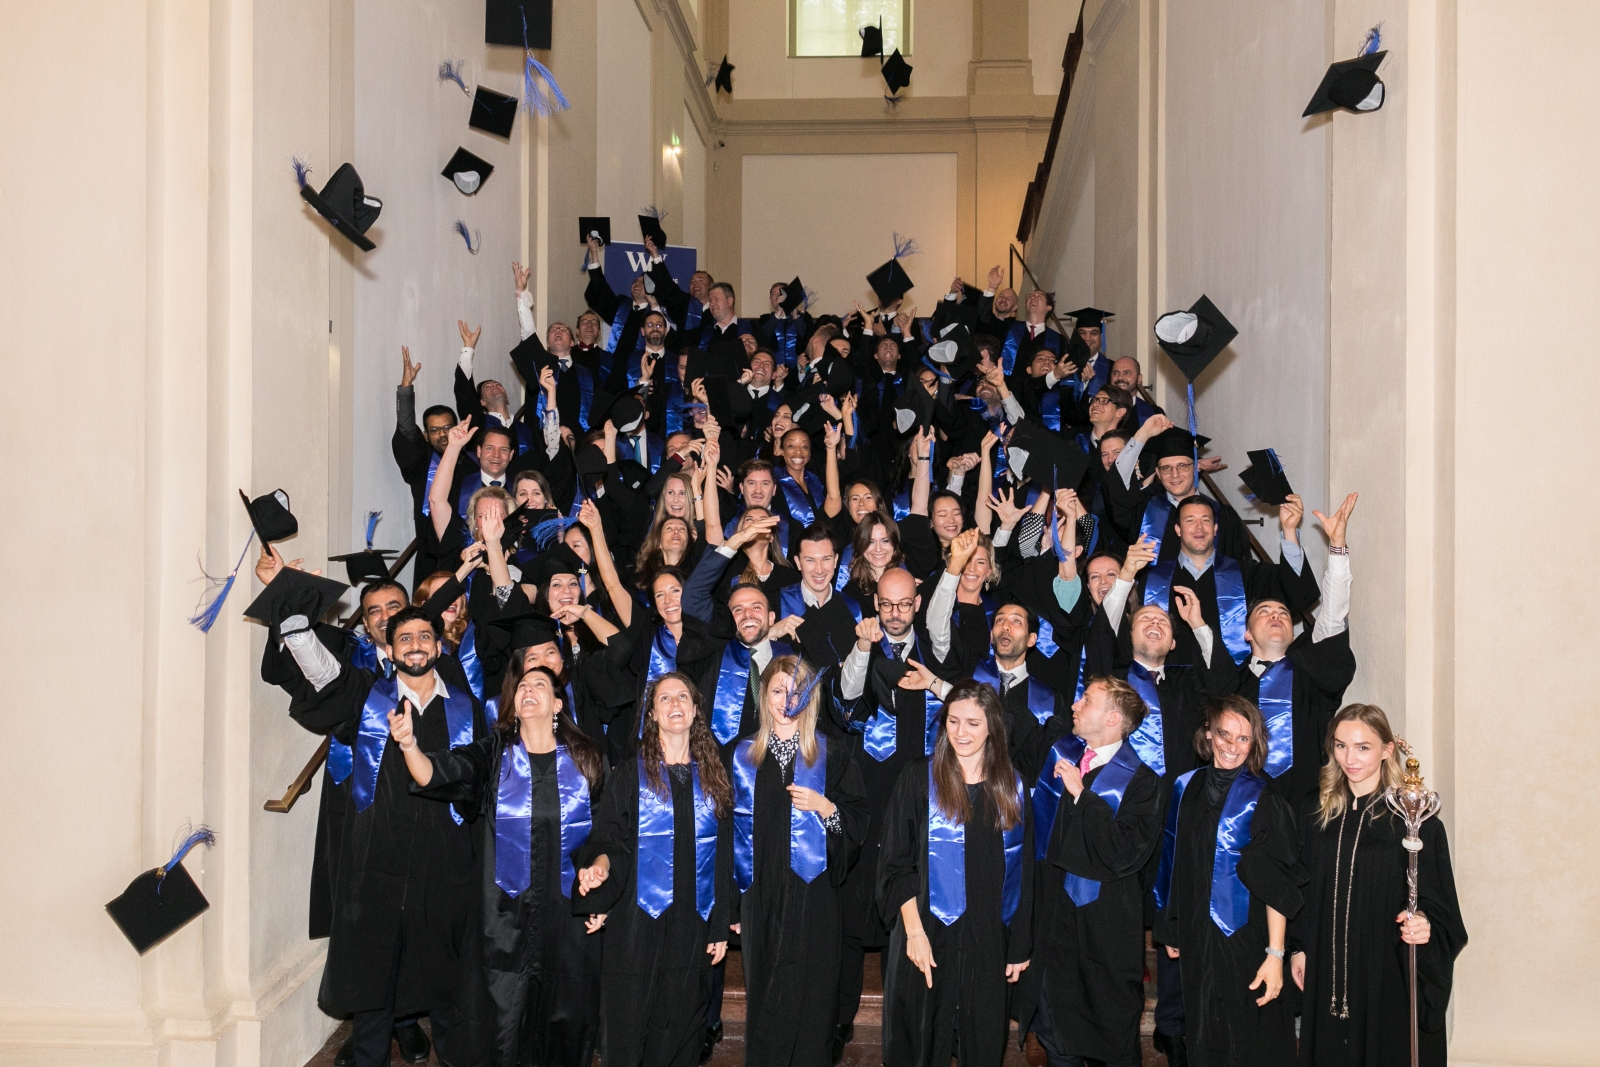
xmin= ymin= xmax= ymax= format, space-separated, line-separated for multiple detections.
xmin=304 ymin=939 xmax=1166 ymax=1066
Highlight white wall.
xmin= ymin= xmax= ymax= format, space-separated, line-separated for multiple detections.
xmin=1162 ymin=0 xmax=1328 ymax=559
xmin=680 ymin=105 xmax=708 ymax=257
xmin=740 ymin=152 xmax=958 ymax=312
xmin=352 ymin=0 xmax=527 ymax=582
xmin=730 ymin=0 xmax=972 ymax=98
xmin=1052 ymin=157 xmax=1095 ymax=308
xmin=1030 ymin=0 xmax=1080 ymax=96
xmin=595 ymin=0 xmax=654 ymax=222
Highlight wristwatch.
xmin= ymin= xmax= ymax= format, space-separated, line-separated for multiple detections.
xmin=1265 ymin=947 xmax=1285 ymax=959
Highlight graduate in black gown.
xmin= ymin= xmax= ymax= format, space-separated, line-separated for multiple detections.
xmin=731 ymin=655 xmax=870 ymax=1066
xmin=1154 ymin=695 xmax=1306 ymax=1067
xmin=1290 ymin=704 xmax=1467 ymax=1067
xmin=571 ymin=672 xmax=734 ymax=1067
xmin=876 ymin=680 xmax=1034 ymax=1067
xmin=1022 ymin=676 xmax=1166 ymax=1067
xmin=388 ymin=660 xmax=608 ymax=1067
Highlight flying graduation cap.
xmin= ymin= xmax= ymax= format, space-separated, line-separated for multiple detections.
xmin=579 ymin=216 xmax=611 ymax=245
xmin=441 ymin=147 xmax=494 ymax=196
xmin=470 ymin=86 xmax=519 ymax=138
xmin=1154 ymin=294 xmax=1237 ymax=473
xmin=298 ymin=163 xmax=382 ymax=252
xmin=1007 ymin=421 xmax=1090 ymax=493
xmin=924 ymin=322 xmax=980 ymax=383
xmin=329 ymin=510 xmax=397 ymax=585
xmin=714 ymin=55 xmax=735 ymax=95
xmin=105 ymin=826 xmax=216 ymax=954
xmin=239 ymin=489 xmax=298 ymax=544
xmin=1239 ymin=448 xmax=1295 ymax=506
xmin=485 ymin=0 xmax=551 ymax=49
xmin=866 ymin=232 xmax=919 ymax=306
xmin=881 ymin=49 xmax=913 ymax=95
xmin=781 ymin=277 xmax=807 ymax=314
xmin=1304 ymin=51 xmax=1388 ymax=117
xmin=860 ymin=19 xmax=884 ymax=58
xmin=638 ymin=207 xmax=668 ymax=247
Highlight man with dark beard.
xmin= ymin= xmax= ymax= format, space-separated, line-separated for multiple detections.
xmin=284 ymin=605 xmax=487 ymax=1067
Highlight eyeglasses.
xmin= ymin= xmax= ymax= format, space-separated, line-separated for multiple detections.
xmin=880 ymin=599 xmax=917 ymax=614
xmin=1088 ymin=395 xmax=1116 ymax=406
xmin=1157 ymin=462 xmax=1194 ymax=475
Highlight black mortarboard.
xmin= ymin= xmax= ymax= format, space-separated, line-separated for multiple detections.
xmin=242 ymin=566 xmax=350 ymax=628
xmin=860 ymin=20 xmax=884 ymax=58
xmin=881 ymin=49 xmax=913 ymax=95
xmin=573 ymin=442 xmax=609 ymax=478
xmin=781 ymin=277 xmax=806 ymax=314
xmin=490 ymin=608 xmax=561 ymax=650
xmin=239 ymin=488 xmax=298 ymax=544
xmin=441 ymin=147 xmax=494 ymax=196
xmin=1239 ymin=448 xmax=1295 ymax=506
xmin=486 ymin=0 xmax=551 ymax=49
xmin=1303 ymin=51 xmax=1387 ymax=117
xmin=607 ymin=394 xmax=647 ymax=435
xmin=890 ymin=374 xmax=935 ymax=436
xmin=527 ymin=543 xmax=586 ymax=586
xmin=1007 ymin=422 xmax=1090 ymax=490
xmin=1153 ymin=294 xmax=1237 ymax=382
xmin=638 ymin=212 xmax=668 ymax=247
xmin=822 ymin=352 xmax=856 ymax=397
xmin=579 ymin=216 xmax=610 ymax=244
xmin=1064 ymin=307 xmax=1113 ymax=333
xmin=714 ymin=55 xmax=735 ymax=95
xmin=327 ymin=549 xmax=396 ymax=586
xmin=924 ymin=323 xmax=980 ymax=383
xmin=299 ymin=163 xmax=382 ymax=252
xmin=685 ymin=349 xmax=738 ymax=386
xmin=785 ymin=383 xmax=829 ymax=435
xmin=469 ymin=86 xmax=519 ymax=139
xmin=1142 ymin=426 xmax=1211 ymax=464
xmin=866 ymin=258 xmax=915 ymax=306
xmin=105 ymin=831 xmax=213 ymax=954
xmin=704 ymin=374 xmax=752 ymax=428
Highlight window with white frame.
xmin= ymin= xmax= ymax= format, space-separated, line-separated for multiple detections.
xmin=790 ymin=0 xmax=911 ymax=58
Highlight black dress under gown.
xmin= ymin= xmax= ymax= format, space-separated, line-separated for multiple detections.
xmin=415 ymin=735 xmax=606 ymax=1067
xmin=571 ymin=759 xmax=733 ymax=1067
xmin=1292 ymin=791 xmax=1467 ymax=1067
xmin=733 ymin=734 xmax=870 ymax=1067
xmin=876 ymin=760 xmax=1035 ymax=1067
xmin=1153 ymin=765 xmax=1307 ymax=1067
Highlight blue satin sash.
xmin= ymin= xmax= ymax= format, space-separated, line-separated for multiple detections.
xmin=639 ymin=624 xmax=679 ymax=736
xmin=1144 ymin=557 xmax=1249 ymax=665
xmin=332 ymin=634 xmax=388 ymax=784
xmin=1035 ymin=617 xmax=1058 ymax=657
xmin=891 ymin=486 xmax=911 ymax=522
xmin=972 ymin=659 xmax=1055 ymax=725
xmin=351 ymin=676 xmax=477 ymax=822
xmin=535 ymin=362 xmax=595 ymax=432
xmin=1257 ymin=659 xmax=1295 ymax=777
xmin=731 ymin=733 xmax=828 ymax=891
xmin=833 ymin=544 xmax=855 ymax=591
xmin=777 ymin=584 xmax=861 ymax=626
xmin=1031 ymin=736 xmax=1142 ymax=906
xmin=1140 ymin=494 xmax=1174 ymax=548
xmin=710 ymin=639 xmax=795 ymax=745
xmin=1123 ymin=662 xmax=1167 ymax=776
xmin=421 ymin=452 xmax=442 ymax=517
xmin=494 ymin=742 xmax=592 ymax=899
xmin=608 ymin=301 xmax=632 ymax=356
xmin=928 ymin=763 xmax=1026 ymax=924
xmin=775 ymin=314 xmax=801 ymax=367
xmin=999 ymin=321 xmax=1059 ymax=376
xmin=456 ymin=622 xmax=483 ymax=701
xmin=1039 ymin=386 xmax=1065 ymax=431
xmin=685 ymin=298 xmax=705 ymax=332
xmin=636 ymin=759 xmax=719 ymax=920
xmin=776 ymin=469 xmax=824 ymax=527
xmin=1153 ymin=768 xmax=1265 ymax=936
xmin=455 ymin=468 xmax=487 ymax=520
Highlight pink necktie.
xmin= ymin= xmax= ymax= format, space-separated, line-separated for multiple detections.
xmin=1079 ymin=747 xmax=1097 ymax=776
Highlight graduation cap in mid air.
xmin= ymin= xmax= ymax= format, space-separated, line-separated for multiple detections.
xmin=704 ymin=374 xmax=753 ymax=429
xmin=441 ymin=147 xmax=494 ymax=196
xmin=890 ymin=373 xmax=937 ymax=437
xmin=469 ymin=86 xmax=519 ymax=139
xmin=490 ymin=608 xmax=562 ymax=652
xmin=860 ymin=20 xmax=884 ymax=58
xmin=299 ymin=163 xmax=382 ymax=252
xmin=579 ymin=216 xmax=611 ymax=245
xmin=105 ymin=826 xmax=216 ymax=954
xmin=866 ymin=235 xmax=919 ymax=307
xmin=638 ymin=209 xmax=669 ymax=248
xmin=239 ymin=489 xmax=298 ymax=544
xmin=1239 ymin=448 xmax=1295 ymax=506
xmin=327 ymin=550 xmax=395 ymax=586
xmin=713 ymin=55 xmax=735 ymax=95
xmin=485 ymin=0 xmax=552 ymax=49
xmin=924 ymin=322 xmax=980 ymax=383
xmin=881 ymin=49 xmax=913 ymax=95
xmin=1007 ymin=421 xmax=1090 ymax=493
xmin=786 ymin=383 xmax=830 ymax=435
xmin=1154 ymin=295 xmax=1237 ymax=383
xmin=820 ymin=351 xmax=856 ymax=397
xmin=242 ymin=566 xmax=351 ymax=629
xmin=1304 ymin=51 xmax=1387 ymax=117
xmin=607 ymin=394 xmax=647 ymax=436
xmin=781 ymin=277 xmax=807 ymax=314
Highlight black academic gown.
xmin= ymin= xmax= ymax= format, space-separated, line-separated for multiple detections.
xmin=571 ymin=759 xmax=733 ymax=1067
xmin=1154 ymin=766 xmax=1307 ymax=1067
xmin=1020 ymin=755 xmax=1165 ymax=1066
xmin=1085 ymin=609 xmax=1210 ymax=787
xmin=417 ymin=735 xmax=605 ymax=1067
xmin=734 ymin=739 xmax=870 ymax=1067
xmin=295 ymin=663 xmax=484 ymax=1035
xmin=1292 ymin=794 xmax=1467 ymax=1067
xmin=783 ymin=585 xmax=865 ymax=669
xmin=877 ymin=761 xmax=1035 ymax=1067
xmin=1104 ymin=476 xmax=1255 ymax=566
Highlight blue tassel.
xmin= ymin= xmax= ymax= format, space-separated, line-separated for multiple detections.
xmin=883 ymin=94 xmax=903 ymax=110
xmin=784 ymin=662 xmax=826 ymax=721
xmin=643 ymin=204 xmax=667 ymax=221
xmin=530 ymin=515 xmax=577 ymax=549
xmin=364 ymin=510 xmax=381 ymax=550
xmin=892 ymin=232 xmax=920 ymax=259
xmin=1049 ymin=475 xmax=1070 ymax=562
xmin=188 ymin=532 xmax=257 ymax=633
xmin=518 ymin=8 xmax=570 ymax=116
xmin=1360 ymin=23 xmax=1383 ymax=56
xmin=158 ymin=825 xmax=216 ymax=897
xmin=1264 ymin=448 xmax=1284 ymax=476
xmin=438 ymin=58 xmax=470 ymax=94
xmin=454 ymin=220 xmax=481 ymax=254
xmin=803 ymin=286 xmax=820 ymax=312
xmin=291 ymin=156 xmax=312 ymax=189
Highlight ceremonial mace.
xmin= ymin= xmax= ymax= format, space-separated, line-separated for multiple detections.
xmin=1384 ymin=739 xmax=1441 ymax=1067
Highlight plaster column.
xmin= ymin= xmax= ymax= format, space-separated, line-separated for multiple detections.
xmin=968 ymin=0 xmax=1038 ymax=278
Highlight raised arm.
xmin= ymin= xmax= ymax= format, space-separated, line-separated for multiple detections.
xmin=429 ymin=417 xmax=475 ymax=540
xmin=822 ymin=421 xmax=844 ymax=518
xmin=910 ymin=427 xmax=934 ymax=516
xmin=386 ymin=700 xmax=435 ymax=786
xmin=578 ymin=499 xmax=632 ymax=629
xmin=702 ymin=439 xmax=726 ymax=546
xmin=975 ymin=429 xmax=998 ymax=533
xmin=1310 ymin=492 xmax=1357 ymax=643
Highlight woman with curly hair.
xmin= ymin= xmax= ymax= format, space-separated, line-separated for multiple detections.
xmin=572 ymin=672 xmax=733 ymax=1067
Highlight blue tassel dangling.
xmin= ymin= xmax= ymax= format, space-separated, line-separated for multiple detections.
xmin=803 ymin=286 xmax=820 ymax=312
xmin=364 ymin=510 xmax=382 ymax=550
xmin=1359 ymin=23 xmax=1383 ymax=56
xmin=883 ymin=94 xmax=903 ymax=111
xmin=892 ymin=232 xmax=921 ymax=259
xmin=519 ymin=8 xmax=570 ymax=116
xmin=188 ymin=532 xmax=257 ymax=633
xmin=158 ymin=824 xmax=217 ymax=897
xmin=454 ymin=220 xmax=481 ymax=254
xmin=291 ymin=156 xmax=312 ymax=189
xmin=529 ymin=515 xmax=577 ymax=549
xmin=438 ymin=58 xmax=470 ymax=94
xmin=643 ymin=204 xmax=667 ymax=222
xmin=784 ymin=662 xmax=827 ymax=721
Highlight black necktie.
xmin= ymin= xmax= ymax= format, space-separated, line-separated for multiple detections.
xmin=893 ymin=642 xmax=907 ymax=662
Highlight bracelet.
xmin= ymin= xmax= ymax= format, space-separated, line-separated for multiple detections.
xmin=907 ymin=930 xmax=927 ymax=940
xmin=399 ymin=739 xmax=418 ymax=752
xmin=1265 ymin=946 xmax=1285 ymax=959
xmin=1328 ymin=545 xmax=1349 ymax=555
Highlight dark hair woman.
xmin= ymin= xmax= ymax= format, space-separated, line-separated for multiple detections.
xmin=876 ymin=680 xmax=1033 ymax=1067
xmin=570 ymin=672 xmax=733 ymax=1067
xmin=842 ymin=511 xmax=906 ymax=607
xmin=386 ymin=661 xmax=607 ymax=1067
xmin=1289 ymin=704 xmax=1467 ymax=1067
xmin=732 ymin=656 xmax=869 ymax=1067
xmin=1153 ymin=695 xmax=1308 ymax=1066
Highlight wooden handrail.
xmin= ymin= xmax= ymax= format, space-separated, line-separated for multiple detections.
xmin=1017 ymin=6 xmax=1086 ymax=244
xmin=265 ymin=535 xmax=419 ymax=814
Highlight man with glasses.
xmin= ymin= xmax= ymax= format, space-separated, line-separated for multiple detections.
xmin=1106 ymin=417 xmax=1251 ymax=564
xmin=393 ymin=345 xmax=459 ymax=586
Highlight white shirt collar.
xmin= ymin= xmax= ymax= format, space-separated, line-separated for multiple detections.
xmin=996 ymin=658 xmax=1029 ymax=685
xmin=801 ymin=583 xmax=832 ymax=609
xmin=1077 ymin=737 xmax=1122 ymax=771
xmin=1132 ymin=658 xmax=1165 ymax=683
xmin=749 ymin=637 xmax=774 ymax=666
xmin=750 ymin=384 xmax=770 ymax=397
xmin=396 ymin=671 xmax=448 ymax=712
xmin=481 ymin=469 xmax=508 ymax=488
xmin=1177 ymin=550 xmax=1214 ymax=580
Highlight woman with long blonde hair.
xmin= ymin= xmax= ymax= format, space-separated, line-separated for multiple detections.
xmin=1289 ymin=704 xmax=1467 ymax=1067
xmin=876 ymin=680 xmax=1033 ymax=1067
xmin=732 ymin=656 xmax=869 ymax=1067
